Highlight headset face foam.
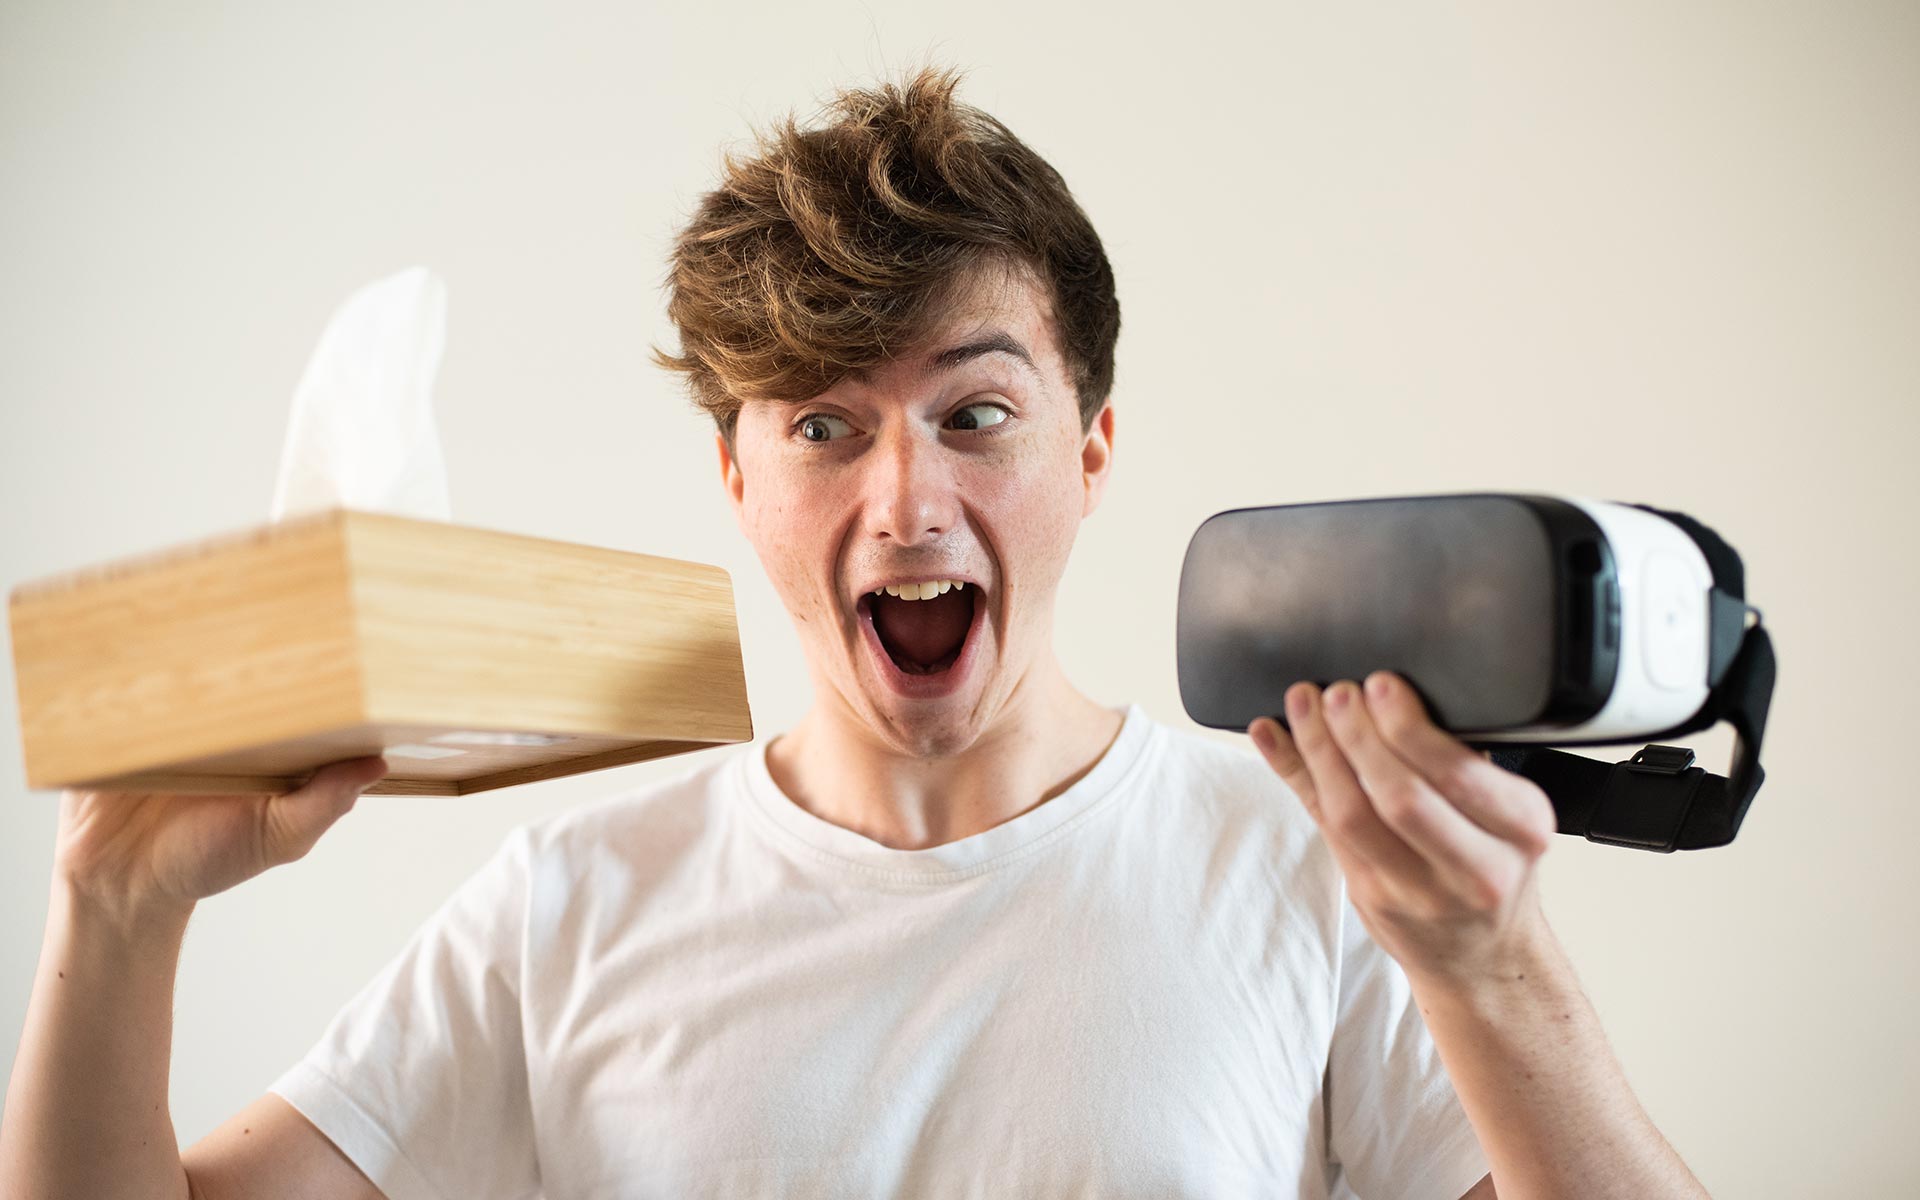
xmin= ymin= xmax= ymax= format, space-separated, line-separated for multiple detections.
xmin=1175 ymin=493 xmax=1718 ymax=741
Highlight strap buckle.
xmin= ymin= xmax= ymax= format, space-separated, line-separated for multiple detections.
xmin=1626 ymin=745 xmax=1696 ymax=774
xmin=1587 ymin=744 xmax=1706 ymax=853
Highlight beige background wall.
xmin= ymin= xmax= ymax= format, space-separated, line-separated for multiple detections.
xmin=2 ymin=1 xmax=1914 ymax=1193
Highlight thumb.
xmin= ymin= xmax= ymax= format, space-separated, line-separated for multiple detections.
xmin=261 ymin=756 xmax=388 ymax=866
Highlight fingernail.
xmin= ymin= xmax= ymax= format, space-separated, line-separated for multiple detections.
xmin=1286 ymin=686 xmax=1308 ymax=721
xmin=1367 ymin=672 xmax=1389 ymax=700
xmin=1327 ymin=683 xmax=1349 ymax=712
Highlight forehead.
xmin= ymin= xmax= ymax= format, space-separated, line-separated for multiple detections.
xmin=902 ymin=263 xmax=1061 ymax=366
xmin=737 ymin=263 xmax=1073 ymax=438
xmin=830 ymin=262 xmax=1068 ymax=398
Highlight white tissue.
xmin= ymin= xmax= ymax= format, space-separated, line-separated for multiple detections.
xmin=270 ymin=266 xmax=451 ymax=523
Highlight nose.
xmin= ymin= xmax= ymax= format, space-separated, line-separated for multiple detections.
xmin=862 ymin=421 xmax=960 ymax=546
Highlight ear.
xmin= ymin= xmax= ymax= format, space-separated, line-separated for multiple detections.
xmin=1080 ymin=401 xmax=1115 ymax=518
xmin=718 ymin=431 xmax=746 ymax=526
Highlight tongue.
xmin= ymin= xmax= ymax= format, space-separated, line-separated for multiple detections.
xmin=871 ymin=589 xmax=972 ymax=670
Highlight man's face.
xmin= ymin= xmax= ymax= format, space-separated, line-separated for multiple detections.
xmin=718 ymin=265 xmax=1116 ymax=759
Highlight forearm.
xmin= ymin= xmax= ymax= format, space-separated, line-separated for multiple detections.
xmin=1406 ymin=910 xmax=1709 ymax=1200
xmin=0 ymin=875 xmax=196 ymax=1200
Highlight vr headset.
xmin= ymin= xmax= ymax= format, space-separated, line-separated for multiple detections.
xmin=1176 ymin=493 xmax=1776 ymax=853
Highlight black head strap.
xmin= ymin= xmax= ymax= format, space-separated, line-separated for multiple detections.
xmin=1476 ymin=622 xmax=1775 ymax=852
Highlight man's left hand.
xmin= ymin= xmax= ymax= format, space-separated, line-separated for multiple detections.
xmin=1247 ymin=670 xmax=1560 ymax=988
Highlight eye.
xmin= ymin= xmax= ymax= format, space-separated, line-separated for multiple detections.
xmin=795 ymin=413 xmax=855 ymax=443
xmin=948 ymin=401 xmax=1011 ymax=432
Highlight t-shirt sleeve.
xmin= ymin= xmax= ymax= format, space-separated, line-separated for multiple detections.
xmin=1324 ymin=879 xmax=1491 ymax=1200
xmin=268 ymin=824 xmax=541 ymax=1200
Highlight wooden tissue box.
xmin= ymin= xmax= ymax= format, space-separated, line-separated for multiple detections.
xmin=8 ymin=507 xmax=753 ymax=796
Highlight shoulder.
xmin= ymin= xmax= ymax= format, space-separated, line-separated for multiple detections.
xmin=1136 ymin=710 xmax=1306 ymax=819
xmin=1123 ymin=708 xmax=1346 ymax=949
xmin=1129 ymin=709 xmax=1329 ymax=863
xmin=517 ymin=744 xmax=750 ymax=881
xmin=494 ymin=745 xmax=762 ymax=950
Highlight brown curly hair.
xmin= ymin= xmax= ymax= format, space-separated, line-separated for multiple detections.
xmin=653 ymin=65 xmax=1121 ymax=453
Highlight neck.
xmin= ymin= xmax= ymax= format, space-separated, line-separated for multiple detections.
xmin=764 ymin=653 xmax=1126 ymax=851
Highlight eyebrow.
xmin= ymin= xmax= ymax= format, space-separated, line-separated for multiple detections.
xmin=802 ymin=329 xmax=1039 ymax=401
xmin=923 ymin=330 xmax=1036 ymax=377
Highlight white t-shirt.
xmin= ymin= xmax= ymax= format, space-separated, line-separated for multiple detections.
xmin=269 ymin=702 xmax=1490 ymax=1200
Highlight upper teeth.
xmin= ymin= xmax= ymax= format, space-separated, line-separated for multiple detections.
xmin=873 ymin=579 xmax=967 ymax=601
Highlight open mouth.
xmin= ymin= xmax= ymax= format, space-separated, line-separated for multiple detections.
xmin=855 ymin=582 xmax=983 ymax=680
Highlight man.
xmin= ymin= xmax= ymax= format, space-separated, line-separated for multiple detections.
xmin=3 ymin=68 xmax=1707 ymax=1200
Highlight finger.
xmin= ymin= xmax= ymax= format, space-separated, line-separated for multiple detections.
xmin=1250 ymin=716 xmax=1384 ymax=893
xmin=1364 ymin=672 xmax=1558 ymax=855
xmin=1323 ymin=680 xmax=1516 ymax=903
xmin=260 ymin=756 xmax=388 ymax=866
xmin=1248 ymin=716 xmax=1318 ymax=819
xmin=1286 ymin=682 xmax=1437 ymax=891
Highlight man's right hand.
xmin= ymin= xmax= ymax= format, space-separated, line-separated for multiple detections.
xmin=52 ymin=755 xmax=391 ymax=925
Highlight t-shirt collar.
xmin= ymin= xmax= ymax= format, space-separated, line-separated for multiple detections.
xmin=735 ymin=702 xmax=1155 ymax=881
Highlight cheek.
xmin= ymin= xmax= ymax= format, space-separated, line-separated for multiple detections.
xmin=966 ymin=438 xmax=1084 ymax=578
xmin=741 ymin=478 xmax=818 ymax=604
xmin=742 ymin=468 xmax=865 ymax=630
